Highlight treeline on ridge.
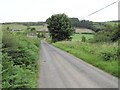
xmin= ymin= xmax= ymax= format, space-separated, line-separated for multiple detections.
xmin=2 ymin=22 xmax=45 ymax=26
xmin=70 ymin=18 xmax=119 ymax=32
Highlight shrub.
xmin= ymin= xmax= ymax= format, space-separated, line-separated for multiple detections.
xmin=81 ymin=36 xmax=86 ymax=42
xmin=2 ymin=30 xmax=39 ymax=88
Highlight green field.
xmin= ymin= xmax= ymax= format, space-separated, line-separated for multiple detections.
xmin=30 ymin=26 xmax=41 ymax=30
xmin=72 ymin=34 xmax=94 ymax=41
xmin=2 ymin=24 xmax=45 ymax=31
xmin=2 ymin=24 xmax=27 ymax=30
xmin=53 ymin=34 xmax=119 ymax=78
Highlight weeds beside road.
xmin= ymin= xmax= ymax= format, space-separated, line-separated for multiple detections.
xmin=2 ymin=30 xmax=40 ymax=88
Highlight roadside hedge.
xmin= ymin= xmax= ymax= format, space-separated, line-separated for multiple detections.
xmin=2 ymin=30 xmax=40 ymax=88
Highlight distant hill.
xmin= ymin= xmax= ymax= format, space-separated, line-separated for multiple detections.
xmin=109 ymin=20 xmax=120 ymax=22
xmin=69 ymin=18 xmax=119 ymax=32
xmin=2 ymin=22 xmax=46 ymax=26
xmin=75 ymin=28 xmax=94 ymax=34
xmin=2 ymin=19 xmax=119 ymax=33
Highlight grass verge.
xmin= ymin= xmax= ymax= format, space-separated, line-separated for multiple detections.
xmin=53 ymin=41 xmax=119 ymax=78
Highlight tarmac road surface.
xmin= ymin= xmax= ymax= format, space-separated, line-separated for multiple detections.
xmin=38 ymin=40 xmax=118 ymax=88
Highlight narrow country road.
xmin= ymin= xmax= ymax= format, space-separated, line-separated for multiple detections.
xmin=38 ymin=40 xmax=118 ymax=88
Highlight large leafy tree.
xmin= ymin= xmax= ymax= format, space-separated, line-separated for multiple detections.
xmin=46 ymin=14 xmax=75 ymax=42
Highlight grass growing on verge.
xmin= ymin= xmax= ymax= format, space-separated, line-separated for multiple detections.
xmin=53 ymin=41 xmax=118 ymax=78
xmin=2 ymin=30 xmax=40 ymax=88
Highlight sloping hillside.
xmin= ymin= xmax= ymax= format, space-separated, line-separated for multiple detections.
xmin=75 ymin=28 xmax=94 ymax=34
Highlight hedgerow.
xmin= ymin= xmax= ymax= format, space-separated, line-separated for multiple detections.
xmin=2 ymin=30 xmax=40 ymax=88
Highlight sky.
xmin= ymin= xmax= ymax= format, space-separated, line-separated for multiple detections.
xmin=0 ymin=0 xmax=119 ymax=23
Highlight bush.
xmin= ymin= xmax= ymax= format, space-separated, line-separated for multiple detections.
xmin=2 ymin=30 xmax=40 ymax=88
xmin=81 ymin=36 xmax=86 ymax=42
xmin=100 ymin=50 xmax=118 ymax=61
xmin=93 ymin=24 xmax=120 ymax=43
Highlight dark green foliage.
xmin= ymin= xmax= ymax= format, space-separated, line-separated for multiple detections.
xmin=31 ymin=28 xmax=36 ymax=31
xmin=2 ymin=54 xmax=36 ymax=88
xmin=93 ymin=31 xmax=111 ymax=42
xmin=2 ymin=30 xmax=39 ymax=88
xmin=93 ymin=24 xmax=120 ymax=42
xmin=92 ymin=22 xmax=106 ymax=32
xmin=70 ymin=18 xmax=80 ymax=27
xmin=81 ymin=36 xmax=86 ymax=42
xmin=69 ymin=19 xmax=118 ymax=33
xmin=111 ymin=24 xmax=120 ymax=42
xmin=69 ymin=19 xmax=95 ymax=31
xmin=100 ymin=51 xmax=118 ymax=61
xmin=79 ymin=20 xmax=93 ymax=29
xmin=6 ymin=27 xmax=9 ymax=30
xmin=46 ymin=14 xmax=75 ymax=42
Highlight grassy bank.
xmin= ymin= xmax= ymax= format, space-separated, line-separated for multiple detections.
xmin=2 ymin=30 xmax=40 ymax=88
xmin=53 ymin=41 xmax=118 ymax=78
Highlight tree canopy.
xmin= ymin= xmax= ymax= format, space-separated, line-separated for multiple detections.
xmin=46 ymin=14 xmax=75 ymax=42
xmin=93 ymin=23 xmax=120 ymax=42
xmin=70 ymin=18 xmax=80 ymax=27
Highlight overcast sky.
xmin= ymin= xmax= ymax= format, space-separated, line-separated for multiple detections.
xmin=0 ymin=0 xmax=119 ymax=23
